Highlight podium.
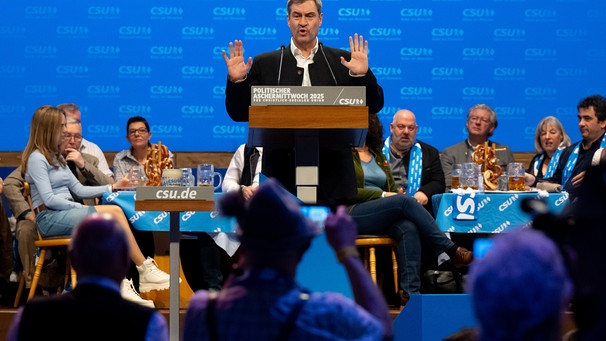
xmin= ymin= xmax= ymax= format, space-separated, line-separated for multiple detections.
xmin=248 ymin=86 xmax=368 ymax=203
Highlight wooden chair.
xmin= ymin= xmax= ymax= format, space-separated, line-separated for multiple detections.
xmin=356 ymin=235 xmax=398 ymax=294
xmin=13 ymin=182 xmax=76 ymax=307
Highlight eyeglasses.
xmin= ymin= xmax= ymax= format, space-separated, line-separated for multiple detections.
xmin=128 ymin=128 xmax=149 ymax=136
xmin=63 ymin=133 xmax=83 ymax=141
xmin=468 ymin=116 xmax=491 ymax=124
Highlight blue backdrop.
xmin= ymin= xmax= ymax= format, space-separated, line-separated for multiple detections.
xmin=2 ymin=1 xmax=605 ymax=153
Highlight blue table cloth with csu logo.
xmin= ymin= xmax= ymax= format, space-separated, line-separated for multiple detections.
xmin=432 ymin=191 xmax=569 ymax=233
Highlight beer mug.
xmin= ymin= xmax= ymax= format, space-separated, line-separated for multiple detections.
xmin=460 ymin=162 xmax=480 ymax=190
xmin=128 ymin=165 xmax=148 ymax=187
xmin=451 ymin=164 xmax=462 ymax=189
xmin=507 ymin=162 xmax=525 ymax=191
xmin=161 ymin=168 xmax=183 ymax=187
xmin=181 ymin=168 xmax=195 ymax=187
xmin=197 ymin=163 xmax=223 ymax=190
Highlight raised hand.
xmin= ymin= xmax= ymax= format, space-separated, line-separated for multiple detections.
xmin=324 ymin=205 xmax=358 ymax=252
xmin=340 ymin=33 xmax=368 ymax=76
xmin=222 ymin=40 xmax=253 ymax=82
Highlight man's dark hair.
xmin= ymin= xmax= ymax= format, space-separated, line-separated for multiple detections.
xmin=577 ymin=94 xmax=606 ymax=121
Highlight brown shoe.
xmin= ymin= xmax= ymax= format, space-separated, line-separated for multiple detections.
xmin=398 ymin=290 xmax=410 ymax=310
xmin=450 ymin=246 xmax=473 ymax=267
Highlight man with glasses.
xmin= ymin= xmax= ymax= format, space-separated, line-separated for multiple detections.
xmin=57 ymin=103 xmax=114 ymax=181
xmin=440 ymin=104 xmax=514 ymax=190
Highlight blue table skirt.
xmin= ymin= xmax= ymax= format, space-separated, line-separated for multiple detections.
xmin=432 ymin=191 xmax=569 ymax=233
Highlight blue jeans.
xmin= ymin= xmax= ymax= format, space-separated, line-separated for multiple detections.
xmin=349 ymin=194 xmax=455 ymax=295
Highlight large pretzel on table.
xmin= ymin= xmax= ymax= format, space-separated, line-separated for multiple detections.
xmin=472 ymin=142 xmax=504 ymax=190
xmin=144 ymin=141 xmax=173 ymax=186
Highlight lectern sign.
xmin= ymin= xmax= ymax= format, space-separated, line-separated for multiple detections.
xmin=251 ymin=86 xmax=366 ymax=106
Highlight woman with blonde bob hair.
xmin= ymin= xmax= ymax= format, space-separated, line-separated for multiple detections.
xmin=21 ymin=105 xmax=174 ymax=305
xmin=528 ymin=116 xmax=571 ymax=179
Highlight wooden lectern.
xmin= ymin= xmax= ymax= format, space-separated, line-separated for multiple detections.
xmin=248 ymin=105 xmax=368 ymax=203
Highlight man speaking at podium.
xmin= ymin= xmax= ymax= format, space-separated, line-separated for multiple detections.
xmin=222 ymin=0 xmax=384 ymax=205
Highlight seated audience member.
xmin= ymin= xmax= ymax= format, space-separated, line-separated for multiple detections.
xmin=113 ymin=115 xmax=174 ymax=180
xmin=348 ymin=114 xmax=472 ymax=307
xmin=528 ymin=94 xmax=606 ymax=199
xmin=184 ymin=179 xmax=394 ymax=340
xmin=527 ymin=116 xmax=571 ymax=180
xmin=222 ymin=143 xmax=263 ymax=200
xmin=4 ymin=120 xmax=110 ymax=292
xmin=7 ymin=213 xmax=168 ymax=341
xmin=466 ymin=228 xmax=572 ymax=341
xmin=22 ymin=105 xmax=174 ymax=306
xmin=0 ymin=177 xmax=14 ymax=282
xmin=57 ymin=103 xmax=114 ymax=180
xmin=382 ymin=109 xmax=445 ymax=216
xmin=441 ymin=104 xmax=514 ymax=190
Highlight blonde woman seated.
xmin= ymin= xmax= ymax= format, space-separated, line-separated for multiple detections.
xmin=22 ymin=105 xmax=174 ymax=303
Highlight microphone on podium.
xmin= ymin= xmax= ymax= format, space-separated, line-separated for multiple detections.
xmin=277 ymin=45 xmax=285 ymax=85
xmin=319 ymin=42 xmax=338 ymax=86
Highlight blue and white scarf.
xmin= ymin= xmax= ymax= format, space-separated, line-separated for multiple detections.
xmin=383 ymin=137 xmax=423 ymax=195
xmin=532 ymin=148 xmax=564 ymax=178
xmin=562 ymin=134 xmax=606 ymax=185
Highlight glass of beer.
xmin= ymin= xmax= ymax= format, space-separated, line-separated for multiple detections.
xmin=460 ymin=162 xmax=480 ymax=190
xmin=507 ymin=162 xmax=525 ymax=191
xmin=451 ymin=164 xmax=462 ymax=190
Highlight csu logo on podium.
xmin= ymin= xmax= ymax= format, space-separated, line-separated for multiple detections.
xmin=453 ymin=193 xmax=477 ymax=221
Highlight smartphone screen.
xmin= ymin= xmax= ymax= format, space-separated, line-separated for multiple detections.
xmin=300 ymin=205 xmax=331 ymax=229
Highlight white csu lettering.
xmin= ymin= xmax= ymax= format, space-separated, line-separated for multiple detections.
xmin=454 ymin=193 xmax=476 ymax=220
xmin=155 ymin=187 xmax=198 ymax=199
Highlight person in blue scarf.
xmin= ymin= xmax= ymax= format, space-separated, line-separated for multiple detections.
xmin=529 ymin=94 xmax=606 ymax=199
xmin=527 ymin=116 xmax=571 ymax=180
xmin=382 ymin=109 xmax=445 ymax=216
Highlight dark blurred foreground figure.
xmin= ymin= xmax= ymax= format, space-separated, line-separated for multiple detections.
xmin=7 ymin=213 xmax=168 ymax=341
xmin=183 ymin=178 xmax=394 ymax=340
xmin=466 ymin=229 xmax=572 ymax=341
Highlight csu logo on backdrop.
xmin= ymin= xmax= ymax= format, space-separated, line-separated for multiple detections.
xmin=524 ymin=9 xmax=557 ymax=21
xmin=0 ymin=105 xmax=26 ymax=114
xmin=25 ymin=45 xmax=58 ymax=57
xmin=56 ymin=65 xmax=89 ymax=78
xmin=431 ymin=107 xmax=464 ymax=118
xmin=213 ymin=125 xmax=247 ymax=136
xmin=0 ymin=65 xmax=26 ymax=76
xmin=493 ymin=28 xmax=526 ymax=41
xmin=275 ymin=7 xmax=288 ymax=19
xmin=400 ymin=87 xmax=433 ymax=100
xmin=181 ymin=105 xmax=215 ymax=116
xmin=182 ymin=27 xmax=215 ymax=40
xmin=493 ymin=67 xmax=526 ymax=80
xmin=213 ymin=7 xmax=246 ymax=20
xmin=87 ymin=46 xmax=120 ymax=59
xmin=24 ymin=85 xmax=58 ymax=98
xmin=118 ymin=105 xmax=151 ymax=115
xmin=378 ymin=106 xmax=399 ymax=119
xmin=213 ymin=86 xmax=226 ymax=98
xmin=87 ymin=85 xmax=120 ymax=98
xmin=244 ymin=27 xmax=278 ymax=39
xmin=318 ymin=27 xmax=340 ymax=41
xmin=417 ymin=126 xmax=434 ymax=139
xmin=87 ymin=125 xmax=120 ymax=135
xmin=1 ymin=26 xmax=26 ymax=38
xmin=495 ymin=107 xmax=526 ymax=119
xmin=462 ymin=48 xmax=495 ymax=60
xmin=56 ymin=26 xmax=89 ymax=38
xmin=152 ymin=125 xmax=183 ymax=135
xmin=431 ymin=28 xmax=464 ymax=41
xmin=150 ymin=85 xmax=183 ymax=98
xmin=369 ymin=28 xmax=402 ymax=41
xmin=337 ymin=8 xmax=371 ymax=21
xmin=400 ymin=8 xmax=433 ymax=21
xmin=556 ymin=29 xmax=588 ymax=40
xmin=88 ymin=6 xmax=120 ymax=19
xmin=119 ymin=26 xmax=152 ymax=39
xmin=431 ymin=67 xmax=464 ymax=80
xmin=525 ymin=87 xmax=557 ymax=99
xmin=371 ymin=67 xmax=402 ymax=80
xmin=150 ymin=46 xmax=183 ymax=59
xmin=118 ymin=65 xmax=152 ymax=79
xmin=463 ymin=87 xmax=495 ymax=99
xmin=25 ymin=6 xmax=58 ymax=18
xmin=400 ymin=47 xmax=433 ymax=61
xmin=555 ymin=107 xmax=577 ymax=117
xmin=556 ymin=67 xmax=587 ymax=79
xmin=181 ymin=66 xmax=214 ymax=79
xmin=150 ymin=7 xmax=183 ymax=18
xmin=462 ymin=8 xmax=495 ymax=21
xmin=525 ymin=48 xmax=557 ymax=60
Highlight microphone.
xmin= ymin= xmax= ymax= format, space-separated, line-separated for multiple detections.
xmin=319 ymin=42 xmax=338 ymax=86
xmin=277 ymin=45 xmax=285 ymax=85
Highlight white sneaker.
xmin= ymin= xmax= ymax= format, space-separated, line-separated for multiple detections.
xmin=137 ymin=257 xmax=180 ymax=293
xmin=121 ymin=278 xmax=155 ymax=308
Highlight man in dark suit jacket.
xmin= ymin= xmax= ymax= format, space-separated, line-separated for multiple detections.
xmin=222 ymin=0 xmax=384 ymax=205
xmin=383 ymin=109 xmax=445 ymax=217
xmin=7 ymin=213 xmax=168 ymax=341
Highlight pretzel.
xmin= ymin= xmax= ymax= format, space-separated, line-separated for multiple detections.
xmin=472 ymin=142 xmax=503 ymax=190
xmin=144 ymin=141 xmax=173 ymax=186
